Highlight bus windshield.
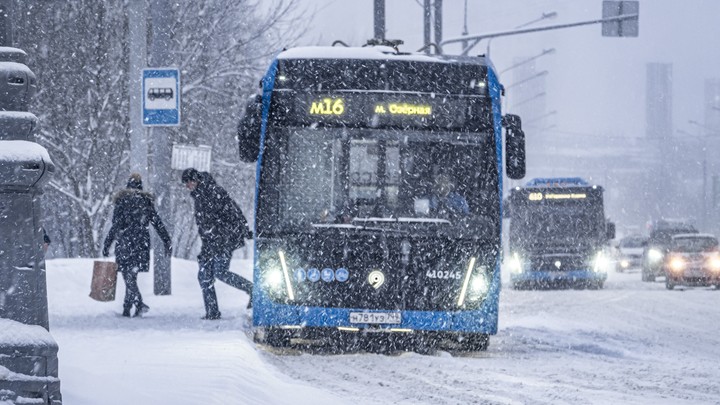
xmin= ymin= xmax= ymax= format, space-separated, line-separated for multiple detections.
xmin=264 ymin=126 xmax=495 ymax=233
xmin=517 ymin=203 xmax=602 ymax=244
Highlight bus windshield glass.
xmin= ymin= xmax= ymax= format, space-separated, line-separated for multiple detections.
xmin=264 ymin=127 xmax=494 ymax=233
xmin=518 ymin=203 xmax=602 ymax=243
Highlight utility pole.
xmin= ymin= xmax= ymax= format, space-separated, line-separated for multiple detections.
xmin=373 ymin=0 xmax=385 ymax=40
xmin=149 ymin=0 xmax=174 ymax=295
xmin=129 ymin=0 xmax=148 ymax=180
xmin=0 ymin=0 xmax=12 ymax=46
xmin=422 ymin=0 xmax=441 ymax=53
xmin=433 ymin=0 xmax=443 ymax=47
xmin=423 ymin=0 xmax=431 ymax=53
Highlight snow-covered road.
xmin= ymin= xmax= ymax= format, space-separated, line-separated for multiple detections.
xmin=47 ymin=259 xmax=720 ymax=404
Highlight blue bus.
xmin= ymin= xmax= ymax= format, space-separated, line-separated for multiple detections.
xmin=238 ymin=40 xmax=526 ymax=351
xmin=506 ymin=177 xmax=615 ymax=289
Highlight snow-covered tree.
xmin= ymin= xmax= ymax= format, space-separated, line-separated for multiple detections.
xmin=12 ymin=0 xmax=306 ymax=258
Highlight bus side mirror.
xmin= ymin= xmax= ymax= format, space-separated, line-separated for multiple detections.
xmin=502 ymin=114 xmax=525 ymax=180
xmin=238 ymin=94 xmax=262 ymax=163
xmin=606 ymin=222 xmax=616 ymax=240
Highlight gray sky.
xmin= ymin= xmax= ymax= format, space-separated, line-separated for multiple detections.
xmin=294 ymin=0 xmax=720 ymax=141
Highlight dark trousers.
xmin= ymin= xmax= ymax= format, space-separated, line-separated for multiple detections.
xmin=120 ymin=266 xmax=143 ymax=312
xmin=198 ymin=252 xmax=252 ymax=318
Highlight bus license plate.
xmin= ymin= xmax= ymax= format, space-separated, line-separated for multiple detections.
xmin=349 ymin=312 xmax=401 ymax=324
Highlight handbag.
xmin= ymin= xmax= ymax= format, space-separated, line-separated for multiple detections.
xmin=90 ymin=260 xmax=118 ymax=301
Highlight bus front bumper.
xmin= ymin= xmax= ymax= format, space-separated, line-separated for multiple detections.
xmin=252 ymin=304 xmax=498 ymax=335
xmin=511 ymin=269 xmax=607 ymax=286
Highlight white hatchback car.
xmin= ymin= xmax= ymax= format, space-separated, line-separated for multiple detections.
xmin=615 ymin=234 xmax=647 ymax=272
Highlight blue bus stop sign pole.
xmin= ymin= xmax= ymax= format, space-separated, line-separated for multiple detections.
xmin=142 ymin=68 xmax=180 ymax=126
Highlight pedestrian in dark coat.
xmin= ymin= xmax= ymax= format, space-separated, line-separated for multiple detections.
xmin=103 ymin=173 xmax=172 ymax=317
xmin=181 ymin=168 xmax=253 ymax=320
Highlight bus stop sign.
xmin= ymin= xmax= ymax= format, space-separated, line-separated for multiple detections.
xmin=143 ymin=68 xmax=180 ymax=126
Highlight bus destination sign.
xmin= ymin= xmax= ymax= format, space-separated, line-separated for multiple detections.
xmin=308 ymin=97 xmax=433 ymax=118
xmin=292 ymin=93 xmax=470 ymax=129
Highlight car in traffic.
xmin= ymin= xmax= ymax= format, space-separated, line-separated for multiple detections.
xmin=642 ymin=220 xmax=698 ymax=282
xmin=663 ymin=234 xmax=720 ymax=290
xmin=614 ymin=234 xmax=647 ymax=272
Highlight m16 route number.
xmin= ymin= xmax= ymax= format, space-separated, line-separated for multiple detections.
xmin=309 ymin=98 xmax=345 ymax=115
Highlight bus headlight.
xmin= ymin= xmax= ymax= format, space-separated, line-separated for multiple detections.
xmin=264 ymin=268 xmax=284 ymax=289
xmin=508 ymin=253 xmax=524 ymax=274
xmin=647 ymin=248 xmax=663 ymax=263
xmin=261 ymin=250 xmax=295 ymax=300
xmin=668 ymin=256 xmax=686 ymax=273
xmin=470 ymin=273 xmax=489 ymax=296
xmin=466 ymin=268 xmax=490 ymax=303
xmin=593 ymin=252 xmax=610 ymax=273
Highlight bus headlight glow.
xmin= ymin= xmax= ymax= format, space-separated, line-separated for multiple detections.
xmin=470 ymin=273 xmax=489 ymax=298
xmin=669 ymin=256 xmax=686 ymax=273
xmin=648 ymin=248 xmax=663 ymax=263
xmin=264 ymin=268 xmax=284 ymax=289
xmin=593 ymin=252 xmax=610 ymax=273
xmin=508 ymin=253 xmax=523 ymax=274
xmin=262 ymin=251 xmax=295 ymax=300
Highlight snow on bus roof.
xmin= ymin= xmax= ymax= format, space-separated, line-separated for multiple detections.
xmin=277 ymin=46 xmax=486 ymax=65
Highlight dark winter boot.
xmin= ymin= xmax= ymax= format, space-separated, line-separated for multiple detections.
xmin=134 ymin=303 xmax=150 ymax=317
xmin=122 ymin=308 xmax=132 ymax=317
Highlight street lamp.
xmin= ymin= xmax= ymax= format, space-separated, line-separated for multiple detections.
xmin=505 ymin=70 xmax=549 ymax=90
xmin=524 ymin=110 xmax=557 ymax=125
xmin=485 ymin=11 xmax=557 ymax=57
xmin=499 ymin=48 xmax=555 ymax=75
xmin=515 ymin=12 xmax=558 ymax=29
xmin=513 ymin=92 xmax=546 ymax=108
xmin=676 ymin=129 xmax=696 ymax=137
xmin=689 ymin=119 xmax=720 ymax=136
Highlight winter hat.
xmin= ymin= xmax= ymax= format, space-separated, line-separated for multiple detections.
xmin=127 ymin=173 xmax=143 ymax=190
xmin=181 ymin=168 xmax=201 ymax=184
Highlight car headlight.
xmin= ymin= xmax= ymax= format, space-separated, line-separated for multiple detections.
xmin=706 ymin=254 xmax=720 ymax=272
xmin=620 ymin=260 xmax=630 ymax=268
xmin=593 ymin=252 xmax=610 ymax=273
xmin=668 ymin=256 xmax=686 ymax=273
xmin=508 ymin=253 xmax=523 ymax=274
xmin=648 ymin=248 xmax=663 ymax=263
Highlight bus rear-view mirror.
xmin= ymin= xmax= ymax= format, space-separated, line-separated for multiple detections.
xmin=503 ymin=114 xmax=525 ymax=180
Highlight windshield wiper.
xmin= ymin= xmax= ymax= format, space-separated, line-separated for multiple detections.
xmin=352 ymin=217 xmax=451 ymax=225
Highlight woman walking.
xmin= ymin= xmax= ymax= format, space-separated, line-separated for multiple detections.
xmin=103 ymin=173 xmax=172 ymax=317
